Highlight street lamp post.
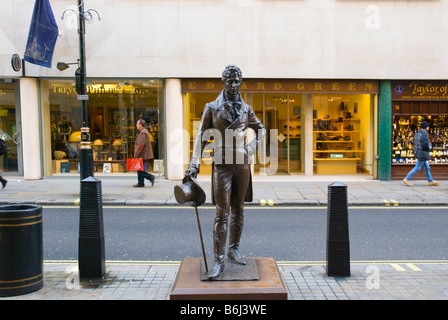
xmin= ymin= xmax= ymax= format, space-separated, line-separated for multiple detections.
xmin=61 ymin=1 xmax=104 ymax=279
xmin=77 ymin=0 xmax=93 ymax=180
xmin=60 ymin=2 xmax=99 ymax=179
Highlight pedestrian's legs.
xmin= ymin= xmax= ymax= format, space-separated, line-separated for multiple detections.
xmin=0 ymin=163 xmax=6 ymax=189
xmin=143 ymin=160 xmax=155 ymax=185
xmin=405 ymin=160 xmax=424 ymax=181
xmin=422 ymin=161 xmax=434 ymax=182
xmin=146 ymin=172 xmax=155 ymax=186
xmin=0 ymin=175 xmax=6 ymax=189
xmin=134 ymin=170 xmax=145 ymax=186
xmin=135 ymin=161 xmax=154 ymax=187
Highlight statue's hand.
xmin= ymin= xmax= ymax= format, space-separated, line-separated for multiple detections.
xmin=245 ymin=141 xmax=257 ymax=156
xmin=185 ymin=167 xmax=199 ymax=179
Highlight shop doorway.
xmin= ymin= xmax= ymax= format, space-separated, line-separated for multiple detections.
xmin=0 ymin=80 xmax=22 ymax=175
xmin=251 ymin=93 xmax=303 ymax=175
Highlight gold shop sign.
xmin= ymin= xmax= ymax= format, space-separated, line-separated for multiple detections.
xmin=50 ymin=84 xmax=154 ymax=95
xmin=182 ymin=79 xmax=378 ymax=93
xmin=392 ymin=80 xmax=448 ymax=100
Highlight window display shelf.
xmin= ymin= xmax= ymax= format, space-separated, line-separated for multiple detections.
xmin=314 ymin=140 xmax=358 ymax=143
xmin=314 ymin=157 xmax=361 ymax=161
xmin=313 ymin=150 xmax=364 ymax=153
xmin=392 ymin=115 xmax=448 ymax=165
xmin=313 ymin=158 xmax=360 ymax=174
xmin=314 ymin=130 xmax=360 ymax=133
xmin=313 ymin=116 xmax=362 ymax=174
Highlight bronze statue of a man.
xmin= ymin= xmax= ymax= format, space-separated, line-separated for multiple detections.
xmin=185 ymin=65 xmax=266 ymax=279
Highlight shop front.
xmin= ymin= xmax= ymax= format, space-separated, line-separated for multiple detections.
xmin=182 ymin=79 xmax=378 ymax=177
xmin=391 ymin=80 xmax=448 ymax=180
xmin=39 ymin=79 xmax=164 ymax=176
xmin=0 ymin=79 xmax=22 ymax=175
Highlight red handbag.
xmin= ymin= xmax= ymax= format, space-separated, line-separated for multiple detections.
xmin=126 ymin=158 xmax=144 ymax=171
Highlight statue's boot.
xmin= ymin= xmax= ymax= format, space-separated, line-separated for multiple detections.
xmin=228 ymin=247 xmax=246 ymax=265
xmin=208 ymin=221 xmax=226 ymax=280
xmin=228 ymin=218 xmax=246 ymax=265
xmin=208 ymin=257 xmax=224 ymax=280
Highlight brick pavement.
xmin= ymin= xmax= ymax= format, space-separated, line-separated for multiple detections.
xmin=0 ymin=175 xmax=447 ymax=206
xmin=1 ymin=260 xmax=448 ymax=300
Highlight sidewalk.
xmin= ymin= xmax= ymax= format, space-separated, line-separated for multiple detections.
xmin=1 ymin=174 xmax=447 ymax=301
xmin=1 ymin=260 xmax=448 ymax=300
xmin=0 ymin=174 xmax=447 ymax=206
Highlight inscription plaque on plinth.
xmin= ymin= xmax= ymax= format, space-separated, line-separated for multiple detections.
xmin=170 ymin=257 xmax=287 ymax=300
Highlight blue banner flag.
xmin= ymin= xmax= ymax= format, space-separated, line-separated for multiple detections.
xmin=24 ymin=0 xmax=59 ymax=68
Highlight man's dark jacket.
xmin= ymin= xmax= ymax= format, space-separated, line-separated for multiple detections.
xmin=413 ymin=129 xmax=430 ymax=161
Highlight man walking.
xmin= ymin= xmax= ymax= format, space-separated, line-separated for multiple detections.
xmin=403 ymin=121 xmax=439 ymax=186
xmin=133 ymin=118 xmax=155 ymax=187
xmin=0 ymin=137 xmax=7 ymax=189
xmin=0 ymin=175 xmax=6 ymax=189
xmin=185 ymin=65 xmax=266 ymax=279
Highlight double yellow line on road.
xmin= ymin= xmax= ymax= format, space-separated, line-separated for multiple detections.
xmin=45 ymin=260 xmax=181 ymax=266
xmin=45 ymin=259 xmax=448 ymax=268
xmin=42 ymin=205 xmax=448 ymax=210
xmin=383 ymin=199 xmax=399 ymax=206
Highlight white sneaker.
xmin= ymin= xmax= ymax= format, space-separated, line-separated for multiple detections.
xmin=403 ymin=179 xmax=413 ymax=186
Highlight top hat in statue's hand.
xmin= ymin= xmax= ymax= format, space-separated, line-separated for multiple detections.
xmin=174 ymin=175 xmax=206 ymax=207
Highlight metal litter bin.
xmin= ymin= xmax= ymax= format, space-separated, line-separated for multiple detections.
xmin=0 ymin=204 xmax=43 ymax=297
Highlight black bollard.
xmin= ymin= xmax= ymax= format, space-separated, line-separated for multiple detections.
xmin=326 ymin=182 xmax=350 ymax=277
xmin=79 ymin=176 xmax=105 ymax=278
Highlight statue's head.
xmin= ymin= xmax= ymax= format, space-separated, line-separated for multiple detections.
xmin=222 ymin=65 xmax=242 ymax=100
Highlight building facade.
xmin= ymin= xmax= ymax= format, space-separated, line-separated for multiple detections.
xmin=1 ymin=0 xmax=448 ymax=180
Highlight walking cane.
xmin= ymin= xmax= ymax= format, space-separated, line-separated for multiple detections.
xmin=194 ymin=206 xmax=208 ymax=273
xmin=174 ymin=175 xmax=207 ymax=273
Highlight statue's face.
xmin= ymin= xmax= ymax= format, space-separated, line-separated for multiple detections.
xmin=223 ymin=73 xmax=242 ymax=100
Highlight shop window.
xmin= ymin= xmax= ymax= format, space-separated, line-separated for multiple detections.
xmin=184 ymin=92 xmax=217 ymax=176
xmin=0 ymin=81 xmax=19 ymax=173
xmin=313 ymin=94 xmax=373 ymax=175
xmin=184 ymin=92 xmax=304 ymax=176
xmin=40 ymin=79 xmax=164 ymax=175
xmin=392 ymin=114 xmax=448 ymax=165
